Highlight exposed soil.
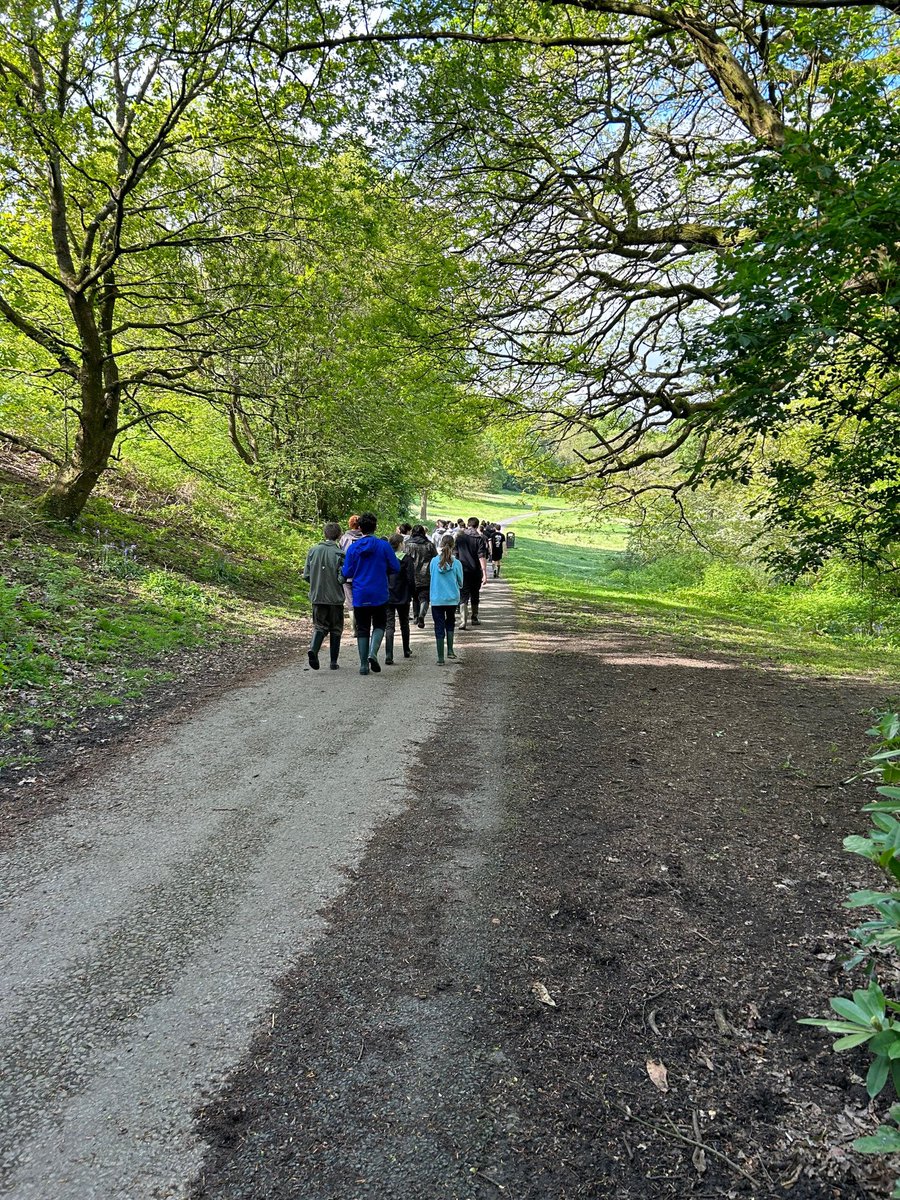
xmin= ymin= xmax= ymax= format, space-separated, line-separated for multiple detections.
xmin=193 ymin=599 xmax=898 ymax=1200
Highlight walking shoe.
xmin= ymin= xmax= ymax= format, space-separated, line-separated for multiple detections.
xmin=471 ymin=615 xmax=481 ymax=626
xmin=368 ymin=656 xmax=381 ymax=673
xmin=416 ymin=618 xmax=425 ymax=629
xmin=307 ymin=649 xmax=320 ymax=670
xmin=329 ymin=661 xmax=340 ymax=670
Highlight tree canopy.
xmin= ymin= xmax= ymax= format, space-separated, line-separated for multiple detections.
xmin=1 ymin=0 xmax=898 ymax=564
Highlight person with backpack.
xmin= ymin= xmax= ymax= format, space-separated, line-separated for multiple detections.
xmin=339 ymin=515 xmax=364 ymax=635
xmin=455 ymin=517 xmax=489 ymax=628
xmin=404 ymin=524 xmax=438 ymax=627
xmin=490 ymin=525 xmax=506 ymax=577
xmin=385 ymin=533 xmax=416 ymax=664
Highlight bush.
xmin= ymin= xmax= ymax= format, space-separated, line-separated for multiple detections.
xmin=801 ymin=713 xmax=900 ymax=1194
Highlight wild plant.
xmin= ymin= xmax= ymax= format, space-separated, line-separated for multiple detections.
xmin=801 ymin=712 xmax=900 ymax=1189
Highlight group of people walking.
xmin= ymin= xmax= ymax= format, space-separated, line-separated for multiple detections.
xmin=302 ymin=512 xmax=507 ymax=675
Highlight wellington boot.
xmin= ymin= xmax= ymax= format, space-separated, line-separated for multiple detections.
xmin=368 ymin=628 xmax=384 ymax=673
xmin=460 ymin=602 xmax=469 ymax=630
xmin=446 ymin=629 xmax=457 ymax=659
xmin=435 ymin=634 xmax=445 ymax=665
xmin=384 ymin=634 xmax=395 ymax=665
xmin=356 ymin=636 xmax=370 ymax=675
xmin=329 ymin=632 xmax=341 ymax=669
xmin=308 ymin=629 xmax=325 ymax=671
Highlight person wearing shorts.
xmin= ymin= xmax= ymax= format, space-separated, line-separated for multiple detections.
xmin=302 ymin=522 xmax=345 ymax=670
xmin=340 ymin=512 xmax=401 ymax=675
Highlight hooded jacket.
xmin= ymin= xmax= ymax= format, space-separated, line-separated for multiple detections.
xmin=388 ymin=553 xmax=416 ymax=605
xmin=341 ymin=536 xmax=401 ymax=607
xmin=339 ymin=527 xmax=364 ymax=606
xmin=405 ymin=533 xmax=438 ymax=588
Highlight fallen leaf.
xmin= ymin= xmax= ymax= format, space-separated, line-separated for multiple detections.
xmin=646 ymin=1059 xmax=669 ymax=1092
xmin=692 ymin=1146 xmax=707 ymax=1174
xmin=531 ymin=981 xmax=557 ymax=1008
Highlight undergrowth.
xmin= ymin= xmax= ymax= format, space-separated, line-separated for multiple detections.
xmin=0 ymin=467 xmax=314 ymax=765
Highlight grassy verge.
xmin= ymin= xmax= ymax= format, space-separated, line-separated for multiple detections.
xmin=1 ymin=469 xmax=313 ymax=767
xmin=487 ymin=509 xmax=900 ymax=679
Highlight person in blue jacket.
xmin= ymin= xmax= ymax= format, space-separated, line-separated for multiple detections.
xmin=429 ymin=535 xmax=464 ymax=665
xmin=340 ymin=512 xmax=401 ymax=675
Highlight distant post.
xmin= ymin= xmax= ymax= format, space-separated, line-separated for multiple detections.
xmin=507 ymin=530 xmax=516 ymax=550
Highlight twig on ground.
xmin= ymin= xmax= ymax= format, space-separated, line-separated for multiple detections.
xmin=609 ymin=1099 xmax=758 ymax=1184
xmin=474 ymin=1170 xmax=507 ymax=1192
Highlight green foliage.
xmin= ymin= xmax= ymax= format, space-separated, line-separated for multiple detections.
xmin=705 ymin=73 xmax=900 ymax=574
xmin=0 ymin=468 xmax=312 ymax=741
xmin=489 ymin=500 xmax=900 ymax=676
xmin=799 ymin=982 xmax=900 ymax=1099
xmin=800 ymin=712 xmax=900 ymax=1187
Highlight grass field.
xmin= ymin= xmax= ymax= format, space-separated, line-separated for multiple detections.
xmin=422 ymin=489 xmax=574 ymax=524
xmin=441 ymin=490 xmax=900 ymax=679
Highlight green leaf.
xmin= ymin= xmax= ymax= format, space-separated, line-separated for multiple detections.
xmin=831 ymin=996 xmax=875 ymax=1025
xmin=799 ymin=1017 xmax=870 ymax=1033
xmin=845 ymin=835 xmax=878 ymax=858
xmin=855 ymin=983 xmax=887 ymax=1018
xmin=870 ymin=1029 xmax=897 ymax=1055
xmin=846 ymin=889 xmax=899 ymax=908
xmin=868 ymin=1055 xmax=891 ymax=1098
xmin=854 ymin=1126 xmax=900 ymax=1154
xmin=833 ymin=1031 xmax=876 ymax=1050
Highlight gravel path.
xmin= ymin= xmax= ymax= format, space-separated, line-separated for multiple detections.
xmin=0 ymin=605 xmax=476 ymax=1200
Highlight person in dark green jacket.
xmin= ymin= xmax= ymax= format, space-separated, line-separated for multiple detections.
xmin=303 ymin=523 xmax=345 ymax=670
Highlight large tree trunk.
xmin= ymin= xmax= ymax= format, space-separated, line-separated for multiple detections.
xmin=419 ymin=489 xmax=428 ymax=521
xmin=38 ymin=358 xmax=119 ymax=521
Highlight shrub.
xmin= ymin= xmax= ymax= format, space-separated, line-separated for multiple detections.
xmin=801 ymin=712 xmax=900 ymax=1192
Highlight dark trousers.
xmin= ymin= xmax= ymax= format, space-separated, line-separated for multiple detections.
xmin=312 ymin=603 xmax=344 ymax=634
xmin=412 ymin=584 xmax=429 ymax=621
xmin=460 ymin=568 xmax=483 ymax=614
xmin=385 ymin=602 xmax=411 ymax=656
xmin=431 ymin=605 xmax=457 ymax=638
xmin=354 ymin=604 xmax=388 ymax=638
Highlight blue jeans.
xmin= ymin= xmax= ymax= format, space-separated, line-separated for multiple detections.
xmin=431 ymin=605 xmax=456 ymax=638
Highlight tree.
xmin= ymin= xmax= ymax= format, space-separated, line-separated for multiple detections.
xmin=0 ymin=0 xmax=321 ymax=519
xmin=274 ymin=1 xmax=898 ymax=535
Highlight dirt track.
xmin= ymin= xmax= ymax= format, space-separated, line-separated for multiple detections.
xmin=1 ymin=578 xmax=895 ymax=1198
xmin=0 ymin=604 xmax=456 ymax=1199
